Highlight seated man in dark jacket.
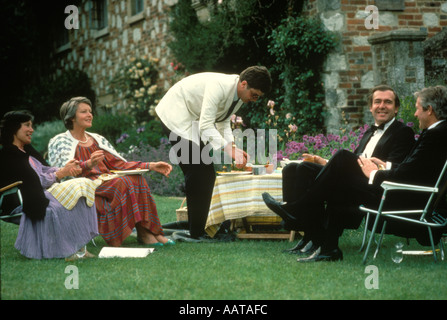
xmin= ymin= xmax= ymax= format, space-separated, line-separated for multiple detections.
xmin=282 ymin=85 xmax=415 ymax=255
xmin=264 ymin=85 xmax=447 ymax=262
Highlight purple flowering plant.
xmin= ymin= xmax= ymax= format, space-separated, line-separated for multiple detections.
xmin=275 ymin=124 xmax=368 ymax=161
xmin=275 ymin=122 xmax=418 ymax=162
xmin=272 ymin=93 xmax=422 ymax=162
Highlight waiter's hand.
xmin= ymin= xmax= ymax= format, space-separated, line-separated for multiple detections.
xmin=224 ymin=143 xmax=249 ymax=169
xmin=233 ymin=148 xmax=249 ymax=169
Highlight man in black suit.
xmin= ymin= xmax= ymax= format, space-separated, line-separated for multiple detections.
xmin=263 ymin=85 xmax=447 ymax=262
xmin=281 ymin=85 xmax=415 ymax=255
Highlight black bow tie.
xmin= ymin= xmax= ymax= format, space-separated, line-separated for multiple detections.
xmin=371 ymin=123 xmax=385 ymax=132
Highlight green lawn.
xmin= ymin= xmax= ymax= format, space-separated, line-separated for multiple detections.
xmin=1 ymin=195 xmax=446 ymax=301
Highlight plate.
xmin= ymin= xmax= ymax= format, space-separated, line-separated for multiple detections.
xmin=110 ymin=169 xmax=149 ymax=175
xmin=217 ymin=171 xmax=253 ymax=176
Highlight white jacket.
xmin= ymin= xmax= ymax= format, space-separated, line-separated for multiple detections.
xmin=155 ymin=72 xmax=243 ymax=150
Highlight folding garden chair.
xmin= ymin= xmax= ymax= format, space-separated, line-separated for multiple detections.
xmin=0 ymin=181 xmax=23 ymax=224
xmin=359 ymin=159 xmax=447 ymax=264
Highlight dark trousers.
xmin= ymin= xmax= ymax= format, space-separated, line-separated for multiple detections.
xmin=282 ymin=161 xmax=324 ymax=203
xmin=283 ymin=150 xmax=380 ymax=250
xmin=161 ymin=121 xmax=216 ymax=238
xmin=281 ymin=161 xmax=324 ymax=241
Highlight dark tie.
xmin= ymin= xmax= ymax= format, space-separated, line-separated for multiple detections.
xmin=371 ymin=123 xmax=385 ymax=132
xmin=218 ymin=99 xmax=240 ymax=122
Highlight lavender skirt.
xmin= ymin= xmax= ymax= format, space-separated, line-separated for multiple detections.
xmin=14 ymin=190 xmax=99 ymax=259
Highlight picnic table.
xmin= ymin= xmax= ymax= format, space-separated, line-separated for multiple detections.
xmin=205 ymin=172 xmax=296 ymax=241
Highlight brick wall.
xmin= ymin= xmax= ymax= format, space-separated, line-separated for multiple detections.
xmin=304 ymin=0 xmax=447 ymax=131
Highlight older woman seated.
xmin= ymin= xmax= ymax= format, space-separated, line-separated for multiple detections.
xmin=0 ymin=110 xmax=99 ymax=260
xmin=48 ymin=97 xmax=174 ymax=247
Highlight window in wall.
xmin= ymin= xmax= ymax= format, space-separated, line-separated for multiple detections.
xmin=127 ymin=0 xmax=145 ymax=24
xmin=130 ymin=0 xmax=144 ymax=16
xmin=92 ymin=0 xmax=109 ymax=30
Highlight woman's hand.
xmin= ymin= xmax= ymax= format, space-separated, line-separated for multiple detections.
xmin=57 ymin=159 xmax=81 ymax=179
xmin=149 ymin=161 xmax=173 ymax=177
xmin=88 ymin=150 xmax=104 ymax=168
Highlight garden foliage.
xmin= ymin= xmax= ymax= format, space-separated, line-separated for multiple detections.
xmin=168 ymin=0 xmax=337 ymax=139
xmin=110 ymin=55 xmax=161 ymax=122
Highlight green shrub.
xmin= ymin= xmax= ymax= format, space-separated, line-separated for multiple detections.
xmin=397 ymin=95 xmax=419 ymax=133
xmin=113 ymin=119 xmax=165 ymax=153
xmin=32 ymin=119 xmax=65 ymax=155
xmin=168 ymin=1 xmax=337 ymax=140
xmin=90 ymin=111 xmax=135 ymax=147
xmin=124 ymin=140 xmax=185 ymax=196
xmin=265 ymin=16 xmax=338 ymax=137
xmin=109 ymin=56 xmax=161 ymax=123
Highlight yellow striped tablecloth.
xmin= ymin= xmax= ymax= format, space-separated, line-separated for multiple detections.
xmin=205 ymin=173 xmax=283 ymax=237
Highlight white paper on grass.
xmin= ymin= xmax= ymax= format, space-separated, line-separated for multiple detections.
xmin=98 ymin=247 xmax=154 ymax=258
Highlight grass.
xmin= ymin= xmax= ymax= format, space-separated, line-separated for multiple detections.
xmin=1 ymin=195 xmax=446 ymax=301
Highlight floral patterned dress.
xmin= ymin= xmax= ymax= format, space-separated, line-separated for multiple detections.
xmin=75 ymin=141 xmax=163 ymax=246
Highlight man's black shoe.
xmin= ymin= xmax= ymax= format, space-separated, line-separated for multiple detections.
xmin=283 ymin=238 xmax=307 ymax=253
xmin=262 ymin=192 xmax=297 ymax=224
xmin=296 ymin=247 xmax=343 ymax=262
xmin=291 ymin=241 xmax=319 ymax=256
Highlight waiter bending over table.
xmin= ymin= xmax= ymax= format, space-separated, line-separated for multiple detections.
xmin=156 ymin=66 xmax=272 ymax=240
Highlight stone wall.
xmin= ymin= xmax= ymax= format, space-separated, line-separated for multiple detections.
xmin=368 ymin=29 xmax=427 ymax=100
xmin=424 ymin=27 xmax=447 ymax=82
xmin=304 ymin=0 xmax=447 ymax=132
xmin=50 ymin=0 xmax=178 ymax=107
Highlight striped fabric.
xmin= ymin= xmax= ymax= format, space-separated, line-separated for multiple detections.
xmin=205 ymin=173 xmax=283 ymax=237
xmin=47 ymin=178 xmax=102 ymax=210
xmin=75 ymin=142 xmax=162 ymax=247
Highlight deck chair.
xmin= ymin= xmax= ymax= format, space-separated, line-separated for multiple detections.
xmin=359 ymin=159 xmax=447 ymax=264
xmin=0 ymin=181 xmax=24 ymax=224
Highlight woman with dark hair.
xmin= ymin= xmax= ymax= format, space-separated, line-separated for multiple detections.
xmin=0 ymin=110 xmax=99 ymax=260
xmin=48 ymin=97 xmax=174 ymax=247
